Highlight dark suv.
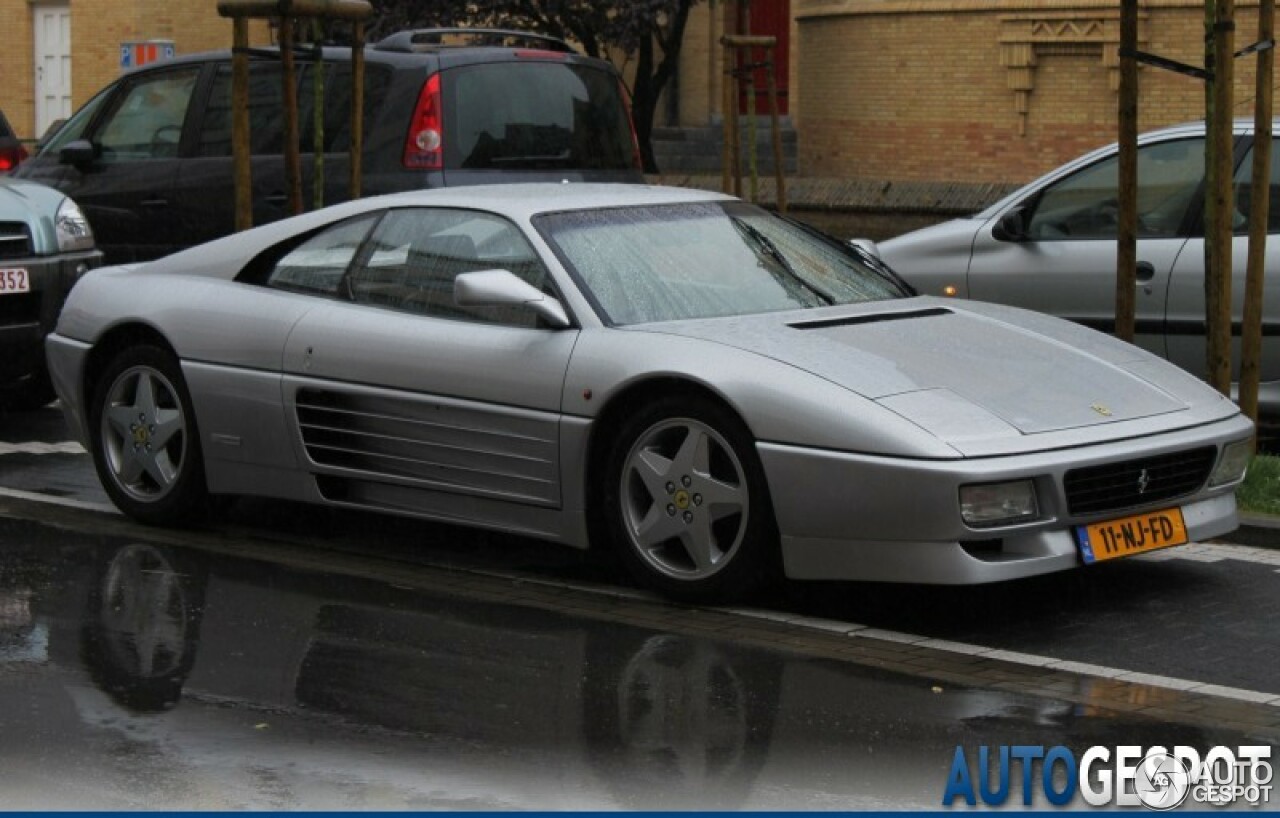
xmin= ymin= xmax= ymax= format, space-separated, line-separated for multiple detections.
xmin=16 ymin=29 xmax=643 ymax=264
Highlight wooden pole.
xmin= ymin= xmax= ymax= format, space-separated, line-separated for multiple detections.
xmin=1240 ymin=0 xmax=1274 ymax=432
xmin=349 ymin=20 xmax=364 ymax=199
xmin=280 ymin=16 xmax=304 ymax=216
xmin=720 ymin=6 xmax=734 ymax=194
xmin=312 ymin=26 xmax=325 ymax=211
xmin=231 ymin=17 xmax=253 ymax=231
xmin=1206 ymin=0 xmax=1235 ymax=397
xmin=765 ymin=46 xmax=787 ymax=214
xmin=1116 ymin=0 xmax=1139 ymax=343
xmin=745 ymin=55 xmax=758 ymax=203
xmin=1204 ymin=0 xmax=1219 ymax=390
xmin=727 ymin=57 xmax=741 ymax=197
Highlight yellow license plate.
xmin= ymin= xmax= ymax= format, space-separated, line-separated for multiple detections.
xmin=1074 ymin=508 xmax=1188 ymax=564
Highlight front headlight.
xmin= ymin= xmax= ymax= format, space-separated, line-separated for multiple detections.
xmin=1208 ymin=438 xmax=1251 ymax=488
xmin=960 ymin=479 xmax=1039 ymax=527
xmin=55 ymin=197 xmax=94 ymax=252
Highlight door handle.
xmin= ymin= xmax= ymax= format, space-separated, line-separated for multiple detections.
xmin=140 ymin=197 xmax=169 ymax=207
xmin=1135 ymin=261 xmax=1156 ymax=284
xmin=264 ymin=192 xmax=288 ymax=205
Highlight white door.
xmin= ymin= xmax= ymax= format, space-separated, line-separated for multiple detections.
xmin=33 ymin=4 xmax=72 ymax=138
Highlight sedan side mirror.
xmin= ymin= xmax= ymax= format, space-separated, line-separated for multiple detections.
xmin=991 ymin=205 xmax=1029 ymax=242
xmin=59 ymin=139 xmax=97 ymax=167
xmin=454 ymin=269 xmax=571 ymax=329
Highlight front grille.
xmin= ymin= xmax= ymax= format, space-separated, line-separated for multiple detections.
xmin=1064 ymin=447 xmax=1217 ymax=516
xmin=0 ymin=292 xmax=40 ymax=326
xmin=0 ymin=222 xmax=32 ymax=260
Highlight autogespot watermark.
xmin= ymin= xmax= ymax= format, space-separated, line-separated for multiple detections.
xmin=942 ymin=745 xmax=1273 ymax=809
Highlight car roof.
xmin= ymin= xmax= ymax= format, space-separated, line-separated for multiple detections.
xmin=363 ymin=182 xmax=736 ymax=221
xmin=120 ymin=41 xmax=617 ymax=77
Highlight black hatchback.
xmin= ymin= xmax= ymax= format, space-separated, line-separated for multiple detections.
xmin=15 ymin=29 xmax=644 ymax=264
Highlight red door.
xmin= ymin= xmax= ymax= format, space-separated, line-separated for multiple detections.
xmin=736 ymin=0 xmax=790 ymax=115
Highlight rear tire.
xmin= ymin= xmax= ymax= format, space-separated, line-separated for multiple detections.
xmin=88 ymin=345 xmax=207 ymax=525
xmin=600 ymin=395 xmax=778 ymax=603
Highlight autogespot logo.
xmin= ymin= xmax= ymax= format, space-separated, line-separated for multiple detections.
xmin=942 ymin=744 xmax=1273 ymax=809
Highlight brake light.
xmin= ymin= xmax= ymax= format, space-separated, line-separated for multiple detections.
xmin=0 ymin=144 xmax=28 ymax=172
xmin=403 ymin=73 xmax=443 ymax=170
xmin=619 ymin=79 xmax=642 ymax=171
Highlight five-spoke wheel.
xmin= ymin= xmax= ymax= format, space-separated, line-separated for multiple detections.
xmin=90 ymin=346 xmax=207 ymax=524
xmin=603 ymin=396 xmax=776 ymax=602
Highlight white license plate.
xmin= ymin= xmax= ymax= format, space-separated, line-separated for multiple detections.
xmin=0 ymin=268 xmax=30 ymax=294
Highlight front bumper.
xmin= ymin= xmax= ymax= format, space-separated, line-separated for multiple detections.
xmin=759 ymin=412 xmax=1253 ymax=583
xmin=0 ymin=250 xmax=101 ymax=384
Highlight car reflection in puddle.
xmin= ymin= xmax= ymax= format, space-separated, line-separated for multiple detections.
xmin=0 ymin=520 xmax=1232 ymax=809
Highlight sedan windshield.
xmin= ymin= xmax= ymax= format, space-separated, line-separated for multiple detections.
xmin=536 ymin=201 xmax=907 ymax=325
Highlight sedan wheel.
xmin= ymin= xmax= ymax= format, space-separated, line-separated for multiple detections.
xmin=91 ymin=346 xmax=207 ymax=524
xmin=604 ymin=396 xmax=777 ymax=602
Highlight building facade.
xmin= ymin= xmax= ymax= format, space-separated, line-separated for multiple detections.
xmin=0 ymin=0 xmax=268 ymax=142
xmin=792 ymin=0 xmax=1272 ymax=185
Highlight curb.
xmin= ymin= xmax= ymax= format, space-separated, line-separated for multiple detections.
xmin=1222 ymin=512 xmax=1280 ymax=549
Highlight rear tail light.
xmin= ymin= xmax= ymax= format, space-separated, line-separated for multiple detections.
xmin=0 ymin=144 xmax=28 ymax=172
xmin=619 ymin=79 xmax=642 ymax=171
xmin=403 ymin=73 xmax=443 ymax=170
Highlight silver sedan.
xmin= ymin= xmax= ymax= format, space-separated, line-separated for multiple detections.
xmin=871 ymin=121 xmax=1280 ymax=420
xmin=46 ymin=184 xmax=1252 ymax=602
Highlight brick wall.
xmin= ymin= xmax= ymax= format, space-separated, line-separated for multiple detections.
xmin=0 ymin=1 xmax=269 ymax=141
xmin=795 ymin=0 xmax=1269 ymax=185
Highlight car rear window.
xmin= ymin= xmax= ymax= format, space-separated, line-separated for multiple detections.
xmin=442 ymin=62 xmax=634 ymax=171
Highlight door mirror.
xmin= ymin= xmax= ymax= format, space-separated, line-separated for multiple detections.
xmin=59 ymin=139 xmax=97 ymax=167
xmin=991 ymin=205 xmax=1029 ymax=242
xmin=454 ymin=269 xmax=571 ymax=329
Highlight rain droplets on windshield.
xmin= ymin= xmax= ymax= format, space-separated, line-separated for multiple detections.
xmin=536 ymin=202 xmax=906 ymax=325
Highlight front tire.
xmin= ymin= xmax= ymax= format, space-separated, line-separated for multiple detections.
xmin=601 ymin=395 xmax=778 ymax=603
xmin=89 ymin=345 xmax=207 ymax=525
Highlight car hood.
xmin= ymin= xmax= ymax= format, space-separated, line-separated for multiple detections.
xmin=630 ymin=297 xmax=1232 ymax=455
xmin=0 ymin=175 xmax=63 ymax=219
xmin=0 ymin=176 xmax=72 ymax=255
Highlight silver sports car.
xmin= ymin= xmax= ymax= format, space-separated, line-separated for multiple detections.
xmin=46 ymin=184 xmax=1253 ymax=602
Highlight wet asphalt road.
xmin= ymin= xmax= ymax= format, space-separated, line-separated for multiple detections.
xmin=0 ymin=403 xmax=1278 ymax=808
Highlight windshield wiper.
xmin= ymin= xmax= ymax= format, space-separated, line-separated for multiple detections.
xmin=780 ymin=215 xmax=916 ymax=297
xmin=730 ymin=217 xmax=835 ymax=306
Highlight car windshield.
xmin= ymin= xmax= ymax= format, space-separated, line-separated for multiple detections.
xmin=536 ymin=201 xmax=907 ymax=325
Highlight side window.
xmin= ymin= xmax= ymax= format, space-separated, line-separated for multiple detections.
xmin=1232 ymin=139 xmax=1280 ymax=233
xmin=348 ymin=208 xmax=550 ymax=326
xmin=200 ymin=64 xmax=287 ymax=156
xmin=94 ymin=69 xmax=200 ymax=162
xmin=199 ymin=63 xmax=388 ymax=157
xmin=38 ymin=86 xmax=110 ymax=155
xmin=267 ymin=214 xmax=378 ymax=296
xmin=1026 ymin=137 xmax=1205 ymax=240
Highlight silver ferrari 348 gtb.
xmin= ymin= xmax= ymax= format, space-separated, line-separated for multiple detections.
xmin=46 ymin=184 xmax=1253 ymax=602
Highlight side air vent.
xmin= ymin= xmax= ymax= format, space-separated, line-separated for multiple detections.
xmin=788 ymin=308 xmax=953 ymax=330
xmin=295 ymin=388 xmax=559 ymax=506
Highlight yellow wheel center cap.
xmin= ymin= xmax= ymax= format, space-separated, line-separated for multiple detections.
xmin=133 ymin=426 xmax=150 ymax=446
xmin=674 ymin=490 xmax=691 ymax=510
